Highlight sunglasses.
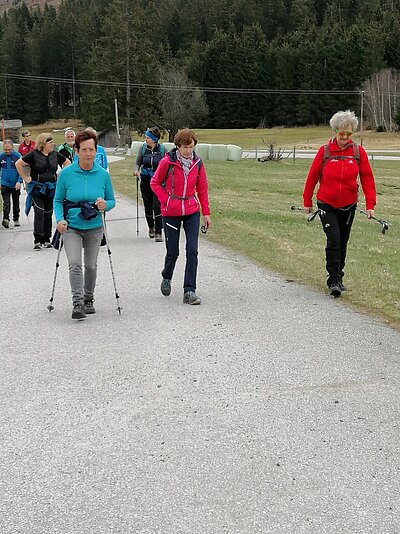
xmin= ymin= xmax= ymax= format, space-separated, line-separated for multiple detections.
xmin=336 ymin=130 xmax=353 ymax=138
xmin=24 ymin=134 xmax=31 ymax=137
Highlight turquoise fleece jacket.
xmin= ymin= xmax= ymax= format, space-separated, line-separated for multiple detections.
xmin=54 ymin=161 xmax=115 ymax=229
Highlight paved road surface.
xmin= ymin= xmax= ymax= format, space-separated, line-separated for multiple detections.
xmin=1 ymin=183 xmax=399 ymax=533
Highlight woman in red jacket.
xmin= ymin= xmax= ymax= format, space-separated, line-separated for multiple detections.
xmin=151 ymin=128 xmax=211 ymax=305
xmin=303 ymin=110 xmax=376 ymax=297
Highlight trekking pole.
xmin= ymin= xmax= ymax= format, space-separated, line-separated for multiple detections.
xmin=101 ymin=211 xmax=122 ymax=314
xmin=47 ymin=234 xmax=63 ymax=312
xmin=290 ymin=205 xmax=325 ymax=222
xmin=357 ymin=208 xmax=389 ymax=234
xmin=136 ymin=175 xmax=139 ymax=236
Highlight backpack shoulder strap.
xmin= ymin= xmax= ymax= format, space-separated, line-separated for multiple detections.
xmin=353 ymin=143 xmax=360 ymax=164
xmin=141 ymin=143 xmax=147 ymax=156
xmin=160 ymin=144 xmax=165 ymax=156
xmin=322 ymin=144 xmax=330 ymax=166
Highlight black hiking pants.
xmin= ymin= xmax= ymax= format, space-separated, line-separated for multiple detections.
xmin=317 ymin=201 xmax=356 ymax=287
xmin=32 ymin=193 xmax=54 ymax=244
xmin=140 ymin=176 xmax=162 ymax=233
xmin=1 ymin=185 xmax=20 ymax=221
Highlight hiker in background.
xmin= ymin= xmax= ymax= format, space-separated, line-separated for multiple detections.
xmin=151 ymin=128 xmax=211 ymax=305
xmin=15 ymin=133 xmax=70 ymax=250
xmin=134 ymin=126 xmax=165 ymax=242
xmin=54 ymin=129 xmax=115 ymax=320
xmin=0 ymin=140 xmax=22 ymax=228
xmin=18 ymin=130 xmax=35 ymax=157
xmin=58 ymin=129 xmax=76 ymax=162
xmin=303 ymin=109 xmax=376 ymax=298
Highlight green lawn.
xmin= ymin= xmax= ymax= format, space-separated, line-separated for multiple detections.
xmin=110 ymin=155 xmax=400 ymax=329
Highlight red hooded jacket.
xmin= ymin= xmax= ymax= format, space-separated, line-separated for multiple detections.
xmin=151 ymin=149 xmax=210 ymax=217
xmin=303 ymin=139 xmax=376 ymax=210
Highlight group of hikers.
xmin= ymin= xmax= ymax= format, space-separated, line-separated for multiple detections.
xmin=0 ymin=109 xmax=376 ymax=318
xmin=1 ymin=126 xmax=212 ymax=319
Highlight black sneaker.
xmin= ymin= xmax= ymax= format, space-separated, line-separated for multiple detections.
xmin=33 ymin=243 xmax=42 ymax=251
xmin=13 ymin=220 xmax=20 ymax=227
xmin=43 ymin=241 xmax=52 ymax=248
xmin=2 ymin=219 xmax=9 ymax=229
xmin=329 ymin=284 xmax=342 ymax=298
xmin=161 ymin=278 xmax=171 ymax=296
xmin=72 ymin=303 xmax=87 ymax=320
xmin=149 ymin=227 xmax=155 ymax=238
xmin=84 ymin=299 xmax=96 ymax=314
xmin=183 ymin=291 xmax=201 ymax=305
xmin=155 ymin=233 xmax=163 ymax=242
xmin=338 ymin=281 xmax=347 ymax=291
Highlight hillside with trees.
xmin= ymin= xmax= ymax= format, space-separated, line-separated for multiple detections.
xmin=0 ymin=0 xmax=399 ymax=133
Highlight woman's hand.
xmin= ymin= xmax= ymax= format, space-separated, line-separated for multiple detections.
xmin=203 ymin=215 xmax=212 ymax=230
xmin=366 ymin=209 xmax=375 ymax=219
xmin=57 ymin=220 xmax=68 ymax=233
xmin=95 ymin=197 xmax=106 ymax=211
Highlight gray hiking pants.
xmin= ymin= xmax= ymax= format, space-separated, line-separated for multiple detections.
xmin=63 ymin=226 xmax=103 ymax=305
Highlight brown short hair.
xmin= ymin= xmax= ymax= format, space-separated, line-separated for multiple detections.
xmin=174 ymin=128 xmax=197 ymax=147
xmin=75 ymin=129 xmax=98 ymax=151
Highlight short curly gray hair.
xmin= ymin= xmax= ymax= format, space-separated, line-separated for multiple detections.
xmin=329 ymin=110 xmax=358 ymax=131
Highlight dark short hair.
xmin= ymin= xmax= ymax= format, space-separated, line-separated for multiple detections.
xmin=75 ymin=129 xmax=98 ymax=151
xmin=174 ymin=128 xmax=197 ymax=147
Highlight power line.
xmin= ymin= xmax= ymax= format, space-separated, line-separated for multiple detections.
xmin=0 ymin=72 xmax=363 ymax=95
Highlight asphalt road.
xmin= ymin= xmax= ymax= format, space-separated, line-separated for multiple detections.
xmin=1 ymin=182 xmax=399 ymax=534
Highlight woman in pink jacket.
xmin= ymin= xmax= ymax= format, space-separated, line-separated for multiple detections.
xmin=151 ymin=128 xmax=211 ymax=305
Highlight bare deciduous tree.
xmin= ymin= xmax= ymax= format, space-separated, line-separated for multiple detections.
xmin=362 ymin=68 xmax=400 ymax=131
xmin=159 ymin=66 xmax=208 ymax=141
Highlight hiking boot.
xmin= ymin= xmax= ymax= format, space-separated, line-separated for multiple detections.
xmin=155 ymin=233 xmax=163 ymax=242
xmin=2 ymin=219 xmax=9 ymax=229
xmin=72 ymin=303 xmax=87 ymax=320
xmin=183 ymin=291 xmax=201 ymax=305
xmin=149 ymin=227 xmax=155 ymax=238
xmin=161 ymin=278 xmax=171 ymax=296
xmin=329 ymin=283 xmax=342 ymax=298
xmin=43 ymin=241 xmax=52 ymax=248
xmin=33 ymin=243 xmax=42 ymax=251
xmin=84 ymin=299 xmax=96 ymax=314
xmin=13 ymin=220 xmax=20 ymax=227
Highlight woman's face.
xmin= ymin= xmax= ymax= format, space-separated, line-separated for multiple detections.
xmin=43 ymin=138 xmax=55 ymax=153
xmin=23 ymin=133 xmax=31 ymax=144
xmin=335 ymin=124 xmax=353 ymax=149
xmin=178 ymin=140 xmax=195 ymax=159
xmin=145 ymin=135 xmax=156 ymax=148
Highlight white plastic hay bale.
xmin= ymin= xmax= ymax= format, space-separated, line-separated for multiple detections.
xmin=194 ymin=143 xmax=210 ymax=160
xmin=162 ymin=142 xmax=175 ymax=153
xmin=227 ymin=144 xmax=243 ymax=161
xmin=208 ymin=144 xmax=228 ymax=161
xmin=131 ymin=141 xmax=144 ymax=156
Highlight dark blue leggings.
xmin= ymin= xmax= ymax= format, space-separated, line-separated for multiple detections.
xmin=162 ymin=211 xmax=200 ymax=292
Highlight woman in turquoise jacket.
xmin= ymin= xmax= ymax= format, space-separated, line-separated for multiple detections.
xmin=54 ymin=129 xmax=115 ymax=320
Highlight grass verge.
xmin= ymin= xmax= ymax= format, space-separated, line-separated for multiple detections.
xmin=110 ymin=155 xmax=400 ymax=330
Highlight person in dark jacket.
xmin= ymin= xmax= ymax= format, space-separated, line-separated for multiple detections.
xmin=303 ymin=110 xmax=376 ymax=297
xmin=15 ymin=133 xmax=70 ymax=250
xmin=134 ymin=126 xmax=165 ymax=241
xmin=151 ymin=128 xmax=211 ymax=305
xmin=0 ymin=140 xmax=22 ymax=228
xmin=58 ymin=129 xmax=75 ymax=162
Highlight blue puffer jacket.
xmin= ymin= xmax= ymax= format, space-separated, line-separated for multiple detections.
xmin=0 ymin=151 xmax=22 ymax=188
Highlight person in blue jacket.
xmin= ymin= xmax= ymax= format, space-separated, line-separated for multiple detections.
xmin=54 ymin=129 xmax=116 ymax=320
xmin=1 ymin=139 xmax=22 ymax=228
